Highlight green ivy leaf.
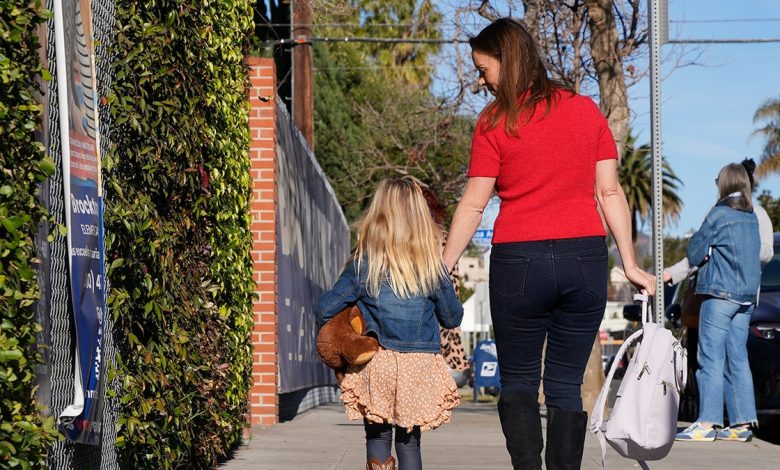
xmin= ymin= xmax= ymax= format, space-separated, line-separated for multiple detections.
xmin=37 ymin=157 xmax=56 ymax=176
xmin=0 ymin=349 xmax=24 ymax=363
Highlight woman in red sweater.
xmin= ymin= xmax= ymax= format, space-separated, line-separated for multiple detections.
xmin=442 ymin=18 xmax=655 ymax=470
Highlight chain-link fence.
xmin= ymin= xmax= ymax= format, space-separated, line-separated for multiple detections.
xmin=39 ymin=0 xmax=119 ymax=467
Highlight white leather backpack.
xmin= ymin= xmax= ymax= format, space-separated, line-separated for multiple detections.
xmin=590 ymin=293 xmax=687 ymax=470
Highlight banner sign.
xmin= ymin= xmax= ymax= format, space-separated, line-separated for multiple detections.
xmin=275 ymin=104 xmax=350 ymax=393
xmin=53 ymin=0 xmax=107 ymax=445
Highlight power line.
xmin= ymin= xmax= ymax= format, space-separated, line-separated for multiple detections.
xmin=258 ymin=18 xmax=780 ymax=27
xmin=670 ymin=18 xmax=780 ymax=24
xmin=258 ymin=22 xmax=468 ymax=28
xmin=313 ymin=64 xmax=435 ymax=71
xmin=258 ymin=37 xmax=470 ymax=47
xmin=667 ymin=38 xmax=780 ymax=44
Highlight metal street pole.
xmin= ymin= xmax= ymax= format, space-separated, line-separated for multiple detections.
xmin=649 ymin=0 xmax=666 ymax=322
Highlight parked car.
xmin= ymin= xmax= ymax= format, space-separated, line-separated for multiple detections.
xmin=665 ymin=233 xmax=780 ymax=425
xmin=748 ymin=233 xmax=780 ymax=416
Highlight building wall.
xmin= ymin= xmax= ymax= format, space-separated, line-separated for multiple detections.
xmin=460 ymin=254 xmax=489 ymax=290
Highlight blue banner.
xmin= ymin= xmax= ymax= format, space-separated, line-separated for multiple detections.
xmin=54 ymin=0 xmax=107 ymax=445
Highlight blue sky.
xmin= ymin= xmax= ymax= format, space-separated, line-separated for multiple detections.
xmin=633 ymin=0 xmax=780 ymax=236
xmin=433 ymin=0 xmax=780 ymax=237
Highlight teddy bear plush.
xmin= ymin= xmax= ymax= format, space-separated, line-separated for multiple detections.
xmin=317 ymin=305 xmax=379 ymax=380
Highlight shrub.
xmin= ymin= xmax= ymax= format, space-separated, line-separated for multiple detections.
xmin=106 ymin=1 xmax=255 ymax=467
xmin=0 ymin=1 xmax=61 ymax=467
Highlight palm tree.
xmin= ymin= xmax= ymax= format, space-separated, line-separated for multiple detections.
xmin=752 ymin=97 xmax=780 ymax=177
xmin=619 ymin=130 xmax=684 ymax=242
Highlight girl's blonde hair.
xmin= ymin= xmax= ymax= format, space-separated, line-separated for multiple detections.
xmin=716 ymin=163 xmax=753 ymax=211
xmin=354 ymin=178 xmax=444 ymax=298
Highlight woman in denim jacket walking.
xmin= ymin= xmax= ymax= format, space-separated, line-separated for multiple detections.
xmin=675 ymin=163 xmax=762 ymax=442
xmin=317 ymin=178 xmax=464 ymax=470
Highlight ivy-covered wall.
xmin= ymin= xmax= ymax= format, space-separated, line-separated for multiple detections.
xmin=106 ymin=1 xmax=255 ymax=467
xmin=0 ymin=1 xmax=61 ymax=467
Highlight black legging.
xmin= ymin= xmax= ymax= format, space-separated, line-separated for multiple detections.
xmin=364 ymin=419 xmax=421 ymax=469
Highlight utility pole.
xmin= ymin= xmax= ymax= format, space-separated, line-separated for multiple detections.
xmin=293 ymin=0 xmax=314 ymax=150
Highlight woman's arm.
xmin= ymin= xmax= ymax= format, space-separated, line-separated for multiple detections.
xmin=595 ymin=159 xmax=656 ymax=294
xmin=442 ymin=177 xmax=496 ymax=272
xmin=664 ymin=257 xmax=691 ymax=285
xmin=755 ymin=205 xmax=775 ymax=266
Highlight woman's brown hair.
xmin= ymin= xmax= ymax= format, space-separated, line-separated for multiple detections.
xmin=469 ymin=18 xmax=572 ymax=136
xmin=716 ymin=163 xmax=753 ymax=212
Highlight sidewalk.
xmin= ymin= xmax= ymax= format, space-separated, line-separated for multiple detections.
xmin=222 ymin=398 xmax=780 ymax=469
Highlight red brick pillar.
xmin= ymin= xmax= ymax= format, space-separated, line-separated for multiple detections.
xmin=246 ymin=57 xmax=278 ymax=426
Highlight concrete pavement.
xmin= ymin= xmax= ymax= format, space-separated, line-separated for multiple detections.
xmin=221 ymin=396 xmax=780 ymax=469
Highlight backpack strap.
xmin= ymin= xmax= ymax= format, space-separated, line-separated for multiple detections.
xmin=590 ymin=327 xmax=645 ymax=470
xmin=634 ymin=291 xmax=654 ymax=325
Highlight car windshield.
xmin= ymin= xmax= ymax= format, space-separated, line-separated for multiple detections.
xmin=762 ymin=251 xmax=780 ymax=291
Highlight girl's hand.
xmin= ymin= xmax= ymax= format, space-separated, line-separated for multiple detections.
xmin=625 ymin=265 xmax=656 ymax=295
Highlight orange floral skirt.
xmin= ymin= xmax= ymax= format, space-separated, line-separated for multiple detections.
xmin=339 ymin=348 xmax=460 ymax=432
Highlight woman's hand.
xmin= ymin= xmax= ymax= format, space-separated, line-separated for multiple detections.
xmin=625 ymin=265 xmax=657 ymax=295
xmin=662 ymin=270 xmax=672 ymax=283
xmin=442 ymin=177 xmax=496 ymax=270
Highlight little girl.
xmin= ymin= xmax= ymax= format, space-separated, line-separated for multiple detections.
xmin=317 ymin=178 xmax=464 ymax=470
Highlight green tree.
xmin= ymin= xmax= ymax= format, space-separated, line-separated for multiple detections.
xmin=663 ymin=236 xmax=690 ymax=267
xmin=348 ymin=0 xmax=442 ymax=87
xmin=752 ymin=97 xmax=780 ymax=177
xmin=312 ymin=1 xmax=473 ymax=223
xmin=758 ymin=190 xmax=780 ymax=229
xmin=459 ymin=285 xmax=475 ymax=303
xmin=314 ymin=45 xmax=472 ymax=221
xmin=619 ymin=129 xmax=684 ymax=242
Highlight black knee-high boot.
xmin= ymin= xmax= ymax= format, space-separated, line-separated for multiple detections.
xmin=497 ymin=392 xmax=543 ymax=470
xmin=545 ymin=407 xmax=588 ymax=470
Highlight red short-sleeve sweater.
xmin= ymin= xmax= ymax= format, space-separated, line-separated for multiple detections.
xmin=468 ymin=91 xmax=618 ymax=243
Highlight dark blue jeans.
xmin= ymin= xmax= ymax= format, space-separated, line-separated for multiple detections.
xmin=489 ymin=237 xmax=608 ymax=412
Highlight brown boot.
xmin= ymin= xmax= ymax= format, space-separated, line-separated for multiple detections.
xmin=366 ymin=456 xmax=396 ymax=470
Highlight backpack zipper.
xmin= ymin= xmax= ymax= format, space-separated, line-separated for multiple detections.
xmin=637 ymin=362 xmax=651 ymax=380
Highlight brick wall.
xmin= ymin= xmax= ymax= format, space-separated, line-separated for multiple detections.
xmin=246 ymin=57 xmax=278 ymax=426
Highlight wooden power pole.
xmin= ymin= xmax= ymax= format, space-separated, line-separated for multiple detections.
xmin=293 ymin=0 xmax=314 ymax=150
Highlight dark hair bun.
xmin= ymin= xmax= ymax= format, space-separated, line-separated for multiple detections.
xmin=741 ymin=158 xmax=756 ymax=175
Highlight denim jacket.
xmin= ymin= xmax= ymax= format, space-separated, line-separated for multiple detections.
xmin=316 ymin=259 xmax=464 ymax=353
xmin=687 ymin=203 xmax=761 ymax=303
